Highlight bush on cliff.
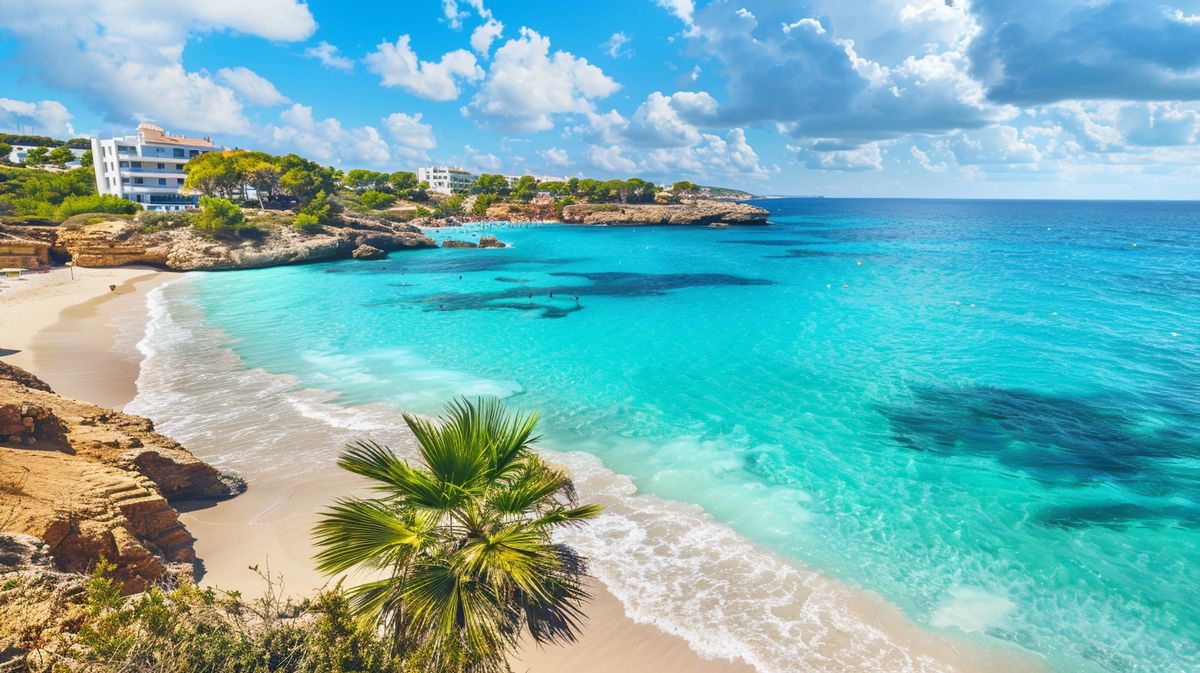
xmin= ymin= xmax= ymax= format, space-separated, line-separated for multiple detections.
xmin=0 ymin=165 xmax=94 ymax=217
xmin=56 ymin=194 xmax=140 ymax=220
xmin=39 ymin=560 xmax=409 ymax=673
xmin=358 ymin=189 xmax=395 ymax=211
xmin=196 ymin=195 xmax=245 ymax=234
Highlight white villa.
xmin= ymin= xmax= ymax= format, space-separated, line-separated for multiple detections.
xmin=504 ymin=174 xmax=566 ymax=188
xmin=91 ymin=123 xmax=217 ymax=211
xmin=7 ymin=144 xmax=87 ymax=167
xmin=417 ymin=166 xmax=475 ymax=195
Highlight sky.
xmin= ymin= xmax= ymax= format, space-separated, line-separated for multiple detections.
xmin=1 ymin=0 xmax=1200 ymax=199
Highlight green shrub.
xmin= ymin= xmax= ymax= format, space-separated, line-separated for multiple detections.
xmin=471 ymin=193 xmax=496 ymax=217
xmin=196 ymin=195 xmax=245 ymax=234
xmin=294 ymin=212 xmax=322 ymax=233
xmin=358 ymin=189 xmax=394 ymax=210
xmin=56 ymin=194 xmax=139 ymax=220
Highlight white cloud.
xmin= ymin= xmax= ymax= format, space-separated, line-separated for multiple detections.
xmin=465 ymin=145 xmax=503 ymax=171
xmin=383 ymin=112 xmax=437 ymax=153
xmin=0 ymin=98 xmax=75 ymax=137
xmin=216 ymin=67 xmax=290 ymax=107
xmin=469 ymin=27 xmax=620 ymax=131
xmin=655 ymin=0 xmax=695 ymax=27
xmin=305 ymin=41 xmax=354 ymax=71
xmin=949 ymin=126 xmax=1040 ymax=165
xmin=0 ymin=0 xmax=315 ymax=135
xmin=365 ymin=35 xmax=483 ymax=101
xmin=910 ymin=145 xmax=948 ymax=172
xmin=268 ymin=104 xmax=393 ymax=166
xmin=441 ymin=0 xmax=469 ymax=29
xmin=603 ymin=32 xmax=633 ymax=58
xmin=541 ymin=147 xmax=571 ymax=166
xmin=588 ymin=144 xmax=638 ymax=172
xmin=797 ymin=143 xmax=884 ymax=171
xmin=471 ymin=18 xmax=505 ymax=57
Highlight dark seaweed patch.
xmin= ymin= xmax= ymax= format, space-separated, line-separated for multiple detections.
xmin=412 ymin=271 xmax=773 ymax=318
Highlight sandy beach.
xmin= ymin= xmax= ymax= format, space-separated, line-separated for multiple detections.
xmin=1 ymin=266 xmax=1044 ymax=673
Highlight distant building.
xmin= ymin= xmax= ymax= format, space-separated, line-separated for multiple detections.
xmin=7 ymin=144 xmax=87 ymax=167
xmin=503 ymin=174 xmax=566 ymax=188
xmin=91 ymin=123 xmax=217 ymax=211
xmin=417 ymin=166 xmax=475 ymax=194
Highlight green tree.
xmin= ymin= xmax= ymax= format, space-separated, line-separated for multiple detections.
xmin=389 ymin=171 xmax=418 ymax=194
xmin=538 ymin=181 xmax=567 ymax=196
xmin=472 ymin=173 xmax=509 ymax=196
xmin=184 ymin=152 xmax=241 ymax=198
xmin=565 ymin=177 xmax=580 ymax=196
xmin=79 ymin=149 xmax=94 ymax=167
xmin=575 ymin=178 xmax=600 ymax=200
xmin=24 ymin=146 xmax=49 ymax=166
xmin=0 ymin=141 xmax=13 ymax=164
xmin=313 ymin=398 xmax=602 ymax=673
xmin=279 ymin=155 xmax=336 ymax=204
xmin=233 ymin=152 xmax=281 ymax=208
xmin=196 ymin=195 xmax=244 ymax=233
xmin=47 ymin=146 xmax=75 ymax=167
xmin=295 ymin=190 xmax=335 ymax=232
xmin=360 ymin=189 xmax=395 ymax=210
xmin=510 ymin=175 xmax=537 ymax=202
xmin=624 ymin=178 xmax=657 ymax=204
xmin=345 ymin=169 xmax=389 ymax=192
xmin=471 ymin=193 xmax=496 ymax=216
xmin=433 ymin=193 xmax=465 ymax=217
xmin=670 ymin=180 xmax=699 ymax=196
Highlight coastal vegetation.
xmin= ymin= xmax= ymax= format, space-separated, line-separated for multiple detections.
xmin=313 ymin=398 xmax=602 ymax=672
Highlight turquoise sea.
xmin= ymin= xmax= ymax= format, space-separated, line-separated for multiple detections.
xmin=133 ymin=199 xmax=1199 ymax=673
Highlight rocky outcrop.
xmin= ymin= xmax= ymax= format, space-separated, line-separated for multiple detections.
xmin=0 ymin=533 xmax=88 ymax=665
xmin=560 ymin=199 xmax=769 ymax=227
xmin=441 ymin=239 xmax=477 ymax=248
xmin=54 ymin=215 xmax=436 ymax=271
xmin=0 ymin=365 xmax=238 ymax=595
xmin=351 ymin=243 xmax=386 ymax=260
xmin=478 ymin=236 xmax=507 ymax=248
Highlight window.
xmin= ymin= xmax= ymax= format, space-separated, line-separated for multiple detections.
xmin=190 ymin=149 xmax=200 ymax=157
xmin=157 ymin=163 xmax=165 ymax=169
xmin=134 ymin=177 xmax=143 ymax=184
xmin=173 ymin=148 xmax=184 ymax=158
xmin=176 ymin=178 xmax=184 ymax=185
xmin=119 ymin=161 xmax=129 ymax=168
xmin=158 ymin=178 xmax=167 ymax=186
xmin=131 ymin=161 xmax=141 ymax=168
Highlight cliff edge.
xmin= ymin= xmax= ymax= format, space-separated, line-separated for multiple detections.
xmin=560 ymin=199 xmax=769 ymax=226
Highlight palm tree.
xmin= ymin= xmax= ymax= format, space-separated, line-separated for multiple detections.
xmin=313 ymin=397 xmax=602 ymax=673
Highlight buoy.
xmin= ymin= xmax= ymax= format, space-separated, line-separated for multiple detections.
xmin=856 ymin=260 xmax=862 ymax=266
xmin=954 ymin=300 xmax=961 ymax=305
xmin=842 ymin=284 xmax=849 ymax=289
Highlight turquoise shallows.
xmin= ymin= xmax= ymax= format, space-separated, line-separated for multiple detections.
xmin=182 ymin=199 xmax=1199 ymax=672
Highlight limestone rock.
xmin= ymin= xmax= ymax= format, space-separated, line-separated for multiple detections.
xmin=478 ymin=236 xmax=507 ymax=248
xmin=441 ymin=239 xmax=477 ymax=248
xmin=560 ymin=199 xmax=769 ymax=227
xmin=351 ymin=243 xmax=386 ymax=260
xmin=0 ymin=364 xmax=238 ymax=596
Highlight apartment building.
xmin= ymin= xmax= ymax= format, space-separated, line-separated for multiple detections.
xmin=91 ymin=123 xmax=217 ymax=211
xmin=417 ymin=166 xmax=475 ymax=194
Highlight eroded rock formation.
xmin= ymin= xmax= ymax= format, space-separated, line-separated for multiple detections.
xmin=0 ymin=364 xmax=237 ymax=595
xmin=560 ymin=199 xmax=769 ymax=226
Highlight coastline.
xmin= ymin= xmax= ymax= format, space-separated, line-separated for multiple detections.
xmin=3 ymin=267 xmax=1045 ymax=673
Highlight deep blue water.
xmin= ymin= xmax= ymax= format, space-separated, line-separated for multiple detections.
xmin=167 ymin=199 xmax=1198 ymax=672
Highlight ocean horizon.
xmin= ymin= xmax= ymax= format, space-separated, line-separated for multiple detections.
xmin=127 ymin=197 xmax=1199 ymax=673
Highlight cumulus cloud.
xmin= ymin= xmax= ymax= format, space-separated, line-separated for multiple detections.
xmin=306 ymin=41 xmax=354 ymax=71
xmin=540 ymin=147 xmax=571 ymax=166
xmin=0 ymin=98 xmax=75 ymax=137
xmin=465 ymin=145 xmax=503 ymax=171
xmin=793 ymin=142 xmax=884 ymax=171
xmin=216 ymin=67 xmax=290 ymax=107
xmin=662 ymin=1 xmax=999 ymax=147
xmin=588 ymin=144 xmax=638 ymax=172
xmin=268 ymin=104 xmax=390 ymax=165
xmin=910 ymin=145 xmax=948 ymax=172
xmin=948 ymin=126 xmax=1041 ymax=165
xmin=469 ymin=28 xmax=619 ymax=131
xmin=471 ymin=19 xmax=505 ymax=57
xmin=365 ymin=35 xmax=484 ymax=101
xmin=0 ymin=0 xmax=315 ymax=135
xmin=383 ymin=112 xmax=437 ymax=158
xmin=968 ymin=0 xmax=1200 ymax=104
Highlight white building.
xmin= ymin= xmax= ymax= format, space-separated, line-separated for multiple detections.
xmin=7 ymin=144 xmax=87 ymax=167
xmin=504 ymin=174 xmax=566 ymax=188
xmin=417 ymin=166 xmax=475 ymax=195
xmin=91 ymin=123 xmax=217 ymax=211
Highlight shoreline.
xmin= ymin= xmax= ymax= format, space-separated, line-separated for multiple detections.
xmin=3 ymin=267 xmax=1046 ymax=673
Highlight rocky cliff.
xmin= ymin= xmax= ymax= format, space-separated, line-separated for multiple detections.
xmin=0 ymin=362 xmax=238 ymax=594
xmin=49 ymin=214 xmax=435 ymax=271
xmin=560 ymin=199 xmax=769 ymax=226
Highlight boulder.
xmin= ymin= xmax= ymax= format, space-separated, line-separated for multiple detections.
xmin=351 ymin=243 xmax=386 ymax=260
xmin=478 ymin=236 xmax=507 ymax=248
xmin=441 ymin=239 xmax=477 ymax=249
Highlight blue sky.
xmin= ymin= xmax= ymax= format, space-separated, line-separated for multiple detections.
xmin=2 ymin=0 xmax=1200 ymax=198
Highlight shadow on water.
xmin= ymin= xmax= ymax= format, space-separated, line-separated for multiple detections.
xmin=412 ymin=271 xmax=774 ymax=318
xmin=880 ymin=385 xmax=1200 ymax=529
xmin=765 ymin=249 xmax=879 ymax=259
xmin=325 ymin=255 xmax=586 ymax=275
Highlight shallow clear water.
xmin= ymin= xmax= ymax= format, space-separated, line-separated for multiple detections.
xmin=156 ymin=199 xmax=1199 ymax=672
